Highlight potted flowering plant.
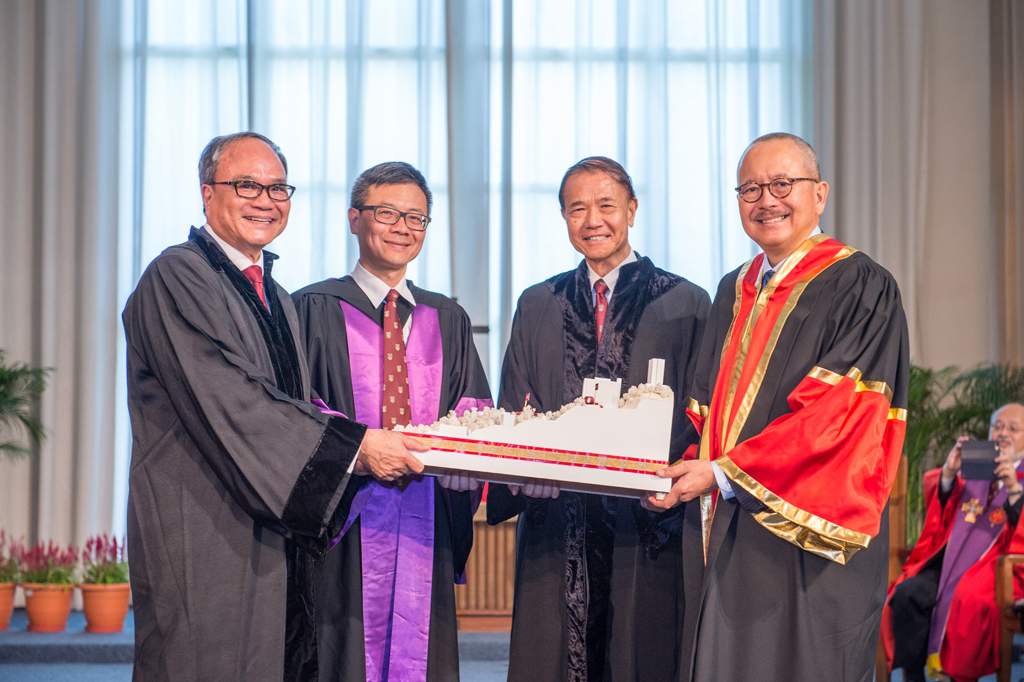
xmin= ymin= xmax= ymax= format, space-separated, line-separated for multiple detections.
xmin=0 ymin=531 xmax=20 ymax=631
xmin=20 ymin=540 xmax=78 ymax=632
xmin=79 ymin=534 xmax=130 ymax=633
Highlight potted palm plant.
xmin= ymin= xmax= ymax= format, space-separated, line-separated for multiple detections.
xmin=0 ymin=349 xmax=49 ymax=460
xmin=19 ymin=540 xmax=78 ymax=632
xmin=79 ymin=534 xmax=130 ymax=633
xmin=0 ymin=531 xmax=19 ymax=631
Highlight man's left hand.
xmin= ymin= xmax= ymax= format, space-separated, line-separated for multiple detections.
xmin=438 ymin=471 xmax=481 ymax=492
xmin=642 ymin=459 xmax=717 ymax=512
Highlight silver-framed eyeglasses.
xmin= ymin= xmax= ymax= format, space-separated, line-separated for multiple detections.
xmin=735 ymin=177 xmax=817 ymax=203
xmin=355 ymin=205 xmax=430 ymax=231
xmin=210 ymin=180 xmax=296 ymax=201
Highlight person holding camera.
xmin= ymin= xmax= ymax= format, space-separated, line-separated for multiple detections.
xmin=882 ymin=402 xmax=1024 ymax=682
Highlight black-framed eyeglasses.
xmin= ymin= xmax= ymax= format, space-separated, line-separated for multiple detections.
xmin=210 ymin=180 xmax=296 ymax=201
xmin=355 ymin=205 xmax=430 ymax=231
xmin=735 ymin=177 xmax=817 ymax=203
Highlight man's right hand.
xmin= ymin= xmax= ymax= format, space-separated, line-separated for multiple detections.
xmin=942 ymin=435 xmax=971 ymax=480
xmin=354 ymin=429 xmax=427 ymax=481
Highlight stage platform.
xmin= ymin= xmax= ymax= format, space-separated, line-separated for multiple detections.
xmin=0 ymin=609 xmax=511 ymax=681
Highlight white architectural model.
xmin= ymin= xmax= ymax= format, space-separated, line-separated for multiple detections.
xmin=399 ymin=359 xmax=675 ymax=498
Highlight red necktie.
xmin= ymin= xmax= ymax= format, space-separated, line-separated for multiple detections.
xmin=382 ymin=289 xmax=411 ymax=429
xmin=594 ymin=279 xmax=609 ymax=344
xmin=242 ymin=265 xmax=267 ymax=308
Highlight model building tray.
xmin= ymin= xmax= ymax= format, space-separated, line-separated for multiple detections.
xmin=398 ymin=359 xmax=673 ymax=498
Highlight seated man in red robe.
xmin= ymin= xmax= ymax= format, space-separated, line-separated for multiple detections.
xmin=883 ymin=402 xmax=1024 ymax=682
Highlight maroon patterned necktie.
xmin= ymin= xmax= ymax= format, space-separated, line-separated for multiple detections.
xmin=242 ymin=265 xmax=267 ymax=308
xmin=382 ymin=289 xmax=411 ymax=428
xmin=594 ymin=279 xmax=609 ymax=344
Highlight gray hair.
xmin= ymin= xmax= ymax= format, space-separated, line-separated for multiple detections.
xmin=198 ymin=132 xmax=288 ymax=185
xmin=739 ymin=132 xmax=821 ymax=181
xmin=350 ymin=162 xmax=432 ymax=214
xmin=558 ymin=156 xmax=636 ymax=210
xmin=993 ymin=403 xmax=1024 ymax=423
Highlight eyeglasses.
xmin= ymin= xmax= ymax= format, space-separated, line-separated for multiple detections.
xmin=991 ymin=422 xmax=1023 ymax=435
xmin=735 ymin=178 xmax=817 ymax=203
xmin=210 ymin=180 xmax=296 ymax=201
xmin=355 ymin=205 xmax=430 ymax=231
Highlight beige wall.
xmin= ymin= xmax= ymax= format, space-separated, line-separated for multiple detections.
xmin=917 ymin=1 xmax=994 ymax=370
xmin=817 ymin=0 xmax=1004 ymax=372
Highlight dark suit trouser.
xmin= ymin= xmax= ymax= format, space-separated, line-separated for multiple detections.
xmin=890 ymin=553 xmax=944 ymax=682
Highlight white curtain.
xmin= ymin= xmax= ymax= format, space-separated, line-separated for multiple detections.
xmin=114 ymin=0 xmax=812 ymax=535
xmin=813 ymin=0 xmax=929 ymax=362
xmin=813 ymin=0 xmax=1001 ymax=370
xmin=0 ymin=0 xmax=121 ymax=554
xmin=119 ymin=0 xmax=813 ymax=378
xmin=484 ymin=0 xmax=813 ymax=372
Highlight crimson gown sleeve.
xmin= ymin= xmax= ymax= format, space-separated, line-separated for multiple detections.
xmin=714 ymin=260 xmax=910 ymax=562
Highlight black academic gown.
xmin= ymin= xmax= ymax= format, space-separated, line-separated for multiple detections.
xmin=123 ymin=228 xmax=364 ymax=682
xmin=292 ymin=276 xmax=492 ymax=682
xmin=487 ymin=255 xmax=710 ymax=682
xmin=681 ymin=245 xmax=909 ymax=682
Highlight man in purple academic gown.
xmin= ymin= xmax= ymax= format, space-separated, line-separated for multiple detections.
xmin=293 ymin=162 xmax=492 ymax=682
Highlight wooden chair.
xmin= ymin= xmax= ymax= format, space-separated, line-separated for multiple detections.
xmin=996 ymin=554 xmax=1024 ymax=682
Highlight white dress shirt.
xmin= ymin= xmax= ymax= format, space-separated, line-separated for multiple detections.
xmin=204 ymin=223 xmax=264 ymax=273
xmin=587 ymin=250 xmax=638 ymax=307
xmin=203 ymin=223 xmax=269 ymax=311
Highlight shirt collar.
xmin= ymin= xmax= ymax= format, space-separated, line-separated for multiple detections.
xmin=203 ymin=223 xmax=264 ymax=274
xmin=588 ymin=250 xmax=638 ymax=295
xmin=350 ymin=261 xmax=417 ymax=308
xmin=759 ymin=225 xmax=822 ymax=280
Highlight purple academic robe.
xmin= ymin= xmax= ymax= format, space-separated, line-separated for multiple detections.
xmin=293 ymin=276 xmax=492 ymax=682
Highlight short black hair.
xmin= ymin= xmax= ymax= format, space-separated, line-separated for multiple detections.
xmin=350 ymin=162 xmax=432 ymax=214
xmin=739 ymin=132 xmax=821 ymax=180
xmin=558 ymin=156 xmax=636 ymax=210
xmin=198 ymin=132 xmax=288 ymax=185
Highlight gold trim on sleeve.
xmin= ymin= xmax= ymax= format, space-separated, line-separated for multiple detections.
xmin=858 ymin=381 xmax=894 ymax=404
xmin=889 ymin=408 xmax=908 ymax=421
xmin=750 ymin=510 xmax=862 ymax=564
xmin=688 ymin=397 xmax=709 ymax=419
xmin=807 ymin=365 xmax=894 ymax=404
xmin=716 ymin=456 xmax=871 ymax=564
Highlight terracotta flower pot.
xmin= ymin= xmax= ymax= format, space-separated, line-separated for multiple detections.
xmin=21 ymin=583 xmax=74 ymax=632
xmin=0 ymin=582 xmax=14 ymax=631
xmin=79 ymin=583 xmax=131 ymax=633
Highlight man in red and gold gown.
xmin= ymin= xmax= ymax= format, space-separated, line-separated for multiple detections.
xmin=882 ymin=402 xmax=1024 ymax=682
xmin=647 ymin=132 xmax=909 ymax=682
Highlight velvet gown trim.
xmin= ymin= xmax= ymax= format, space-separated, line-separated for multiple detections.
xmin=188 ymin=227 xmax=328 ymax=682
xmin=544 ymin=255 xmax=683 ymax=682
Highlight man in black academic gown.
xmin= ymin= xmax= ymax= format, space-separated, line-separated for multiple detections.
xmin=292 ymin=162 xmax=492 ymax=682
xmin=486 ymin=156 xmax=710 ymax=682
xmin=123 ymin=133 xmax=428 ymax=682
xmin=647 ymin=133 xmax=910 ymax=682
